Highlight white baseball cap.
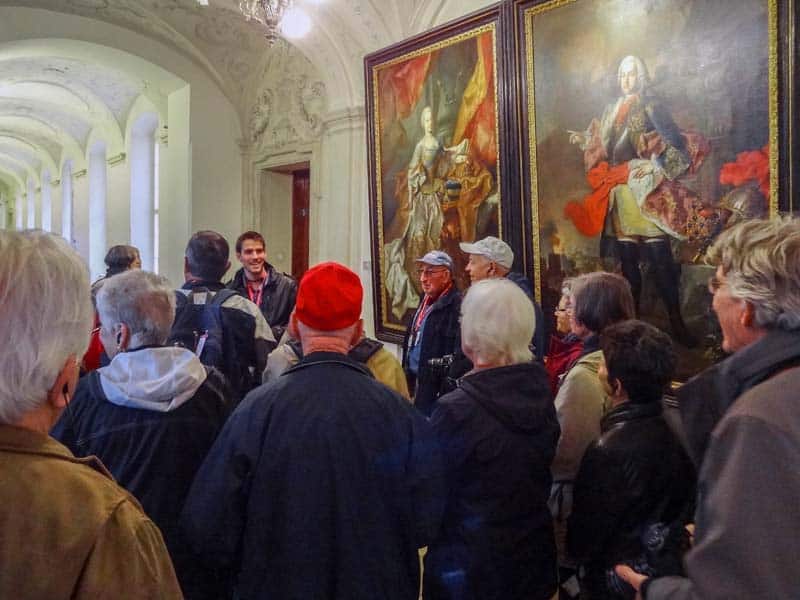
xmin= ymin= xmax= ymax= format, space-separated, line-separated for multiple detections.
xmin=459 ymin=236 xmax=513 ymax=269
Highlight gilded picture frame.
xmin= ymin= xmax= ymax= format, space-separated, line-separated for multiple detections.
xmin=365 ymin=5 xmax=516 ymax=343
xmin=515 ymin=0 xmax=796 ymax=382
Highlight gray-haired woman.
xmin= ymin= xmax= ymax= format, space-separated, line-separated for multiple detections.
xmin=424 ymin=278 xmax=560 ymax=600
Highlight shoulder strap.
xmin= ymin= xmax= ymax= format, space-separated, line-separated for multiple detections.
xmin=210 ymin=288 xmax=237 ymax=307
xmin=348 ymin=338 xmax=383 ymax=363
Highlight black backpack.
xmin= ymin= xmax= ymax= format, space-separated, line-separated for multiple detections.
xmin=168 ymin=287 xmax=237 ymax=376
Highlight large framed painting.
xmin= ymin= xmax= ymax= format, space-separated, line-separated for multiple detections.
xmin=516 ymin=0 xmax=796 ymax=382
xmin=365 ymin=6 xmax=513 ymax=343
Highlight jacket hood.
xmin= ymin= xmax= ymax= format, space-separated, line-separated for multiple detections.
xmin=98 ymin=346 xmax=207 ymax=412
xmin=458 ymin=362 xmax=553 ymax=433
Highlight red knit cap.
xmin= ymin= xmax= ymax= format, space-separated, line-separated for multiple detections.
xmin=295 ymin=262 xmax=363 ymax=331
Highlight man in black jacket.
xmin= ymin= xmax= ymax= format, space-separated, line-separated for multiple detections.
xmin=227 ymin=230 xmax=297 ymax=341
xmin=402 ymin=250 xmax=462 ymax=416
xmin=182 ymin=262 xmax=445 ymax=600
xmin=174 ymin=231 xmax=275 ymax=401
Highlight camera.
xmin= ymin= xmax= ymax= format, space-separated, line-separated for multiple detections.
xmin=427 ymin=354 xmax=455 ymax=372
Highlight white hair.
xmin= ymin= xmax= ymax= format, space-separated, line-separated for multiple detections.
xmin=460 ymin=278 xmax=535 ymax=366
xmin=97 ymin=270 xmax=176 ymax=347
xmin=0 ymin=231 xmax=93 ymax=424
xmin=708 ymin=216 xmax=800 ymax=330
xmin=618 ymin=55 xmax=650 ymax=92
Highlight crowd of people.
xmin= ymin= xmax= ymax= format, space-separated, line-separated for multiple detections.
xmin=1 ymin=216 xmax=800 ymax=599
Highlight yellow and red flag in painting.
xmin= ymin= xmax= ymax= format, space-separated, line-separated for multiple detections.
xmin=451 ymin=31 xmax=497 ymax=167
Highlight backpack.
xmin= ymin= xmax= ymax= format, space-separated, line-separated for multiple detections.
xmin=168 ymin=287 xmax=237 ymax=375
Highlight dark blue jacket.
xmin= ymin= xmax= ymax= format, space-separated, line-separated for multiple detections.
xmin=505 ymin=270 xmax=546 ymax=362
xmin=402 ymin=286 xmax=462 ymax=416
xmin=181 ymin=351 xmax=446 ymax=600
xmin=425 ymin=362 xmax=559 ymax=600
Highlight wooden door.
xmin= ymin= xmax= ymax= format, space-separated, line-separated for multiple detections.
xmin=291 ymin=169 xmax=310 ymax=279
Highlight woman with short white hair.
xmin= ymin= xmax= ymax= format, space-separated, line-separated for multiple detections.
xmin=424 ymin=278 xmax=560 ymax=600
xmin=52 ymin=268 xmax=231 ymax=600
xmin=0 ymin=230 xmax=181 ymax=599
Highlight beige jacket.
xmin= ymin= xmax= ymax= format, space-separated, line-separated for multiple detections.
xmin=0 ymin=425 xmax=183 ymax=599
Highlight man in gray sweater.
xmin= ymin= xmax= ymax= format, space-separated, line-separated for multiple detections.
xmin=616 ymin=217 xmax=800 ymax=599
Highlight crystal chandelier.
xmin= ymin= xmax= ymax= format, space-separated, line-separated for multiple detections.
xmin=239 ymin=0 xmax=293 ymax=47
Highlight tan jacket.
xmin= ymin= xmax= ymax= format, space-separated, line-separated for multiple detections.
xmin=0 ymin=425 xmax=183 ymax=599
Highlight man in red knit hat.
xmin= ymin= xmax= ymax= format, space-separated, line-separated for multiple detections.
xmin=182 ymin=262 xmax=446 ymax=600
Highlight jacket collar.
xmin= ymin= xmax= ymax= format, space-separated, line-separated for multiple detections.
xmin=285 ymin=350 xmax=373 ymax=379
xmin=426 ymin=285 xmax=459 ymax=312
xmin=182 ymin=279 xmax=225 ymax=292
xmin=233 ymin=264 xmax=277 ymax=289
xmin=0 ymin=425 xmax=114 ymax=479
xmin=602 ymin=400 xmax=662 ymax=432
xmin=678 ymin=328 xmax=800 ymax=465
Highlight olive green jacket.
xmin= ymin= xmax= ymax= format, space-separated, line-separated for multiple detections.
xmin=0 ymin=425 xmax=183 ymax=599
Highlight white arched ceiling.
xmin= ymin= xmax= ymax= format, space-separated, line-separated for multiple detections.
xmin=0 ymin=35 xmax=186 ymax=196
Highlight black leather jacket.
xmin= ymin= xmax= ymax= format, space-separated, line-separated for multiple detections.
xmin=227 ymin=265 xmax=297 ymax=341
xmin=567 ymin=400 xmax=695 ymax=598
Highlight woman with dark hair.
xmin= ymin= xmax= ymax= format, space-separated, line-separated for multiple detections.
xmin=549 ymin=271 xmax=635 ymax=597
xmin=567 ymin=320 xmax=695 ymax=599
xmin=84 ymin=245 xmax=142 ymax=372
xmin=103 ymin=244 xmax=142 ymax=277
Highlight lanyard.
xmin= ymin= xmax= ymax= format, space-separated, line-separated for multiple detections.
xmin=247 ymin=279 xmax=265 ymax=307
xmin=412 ymin=284 xmax=451 ymax=337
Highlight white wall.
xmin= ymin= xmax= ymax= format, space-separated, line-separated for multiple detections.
xmin=159 ymin=86 xmax=192 ymax=286
xmin=259 ymin=170 xmax=293 ymax=275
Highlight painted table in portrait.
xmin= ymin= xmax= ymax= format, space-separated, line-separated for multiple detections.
xmin=515 ymin=0 xmax=795 ymax=381
xmin=365 ymin=7 xmax=509 ymax=343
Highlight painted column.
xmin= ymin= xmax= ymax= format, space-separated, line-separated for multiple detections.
xmin=26 ymin=179 xmax=36 ymax=228
xmin=130 ymin=113 xmax=159 ymax=271
xmin=62 ymin=162 xmax=73 ymax=243
xmin=89 ymin=142 xmax=108 ymax=280
xmin=15 ymin=191 xmax=24 ymax=229
xmin=41 ymin=171 xmax=52 ymax=232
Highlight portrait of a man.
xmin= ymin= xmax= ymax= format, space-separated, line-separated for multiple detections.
xmin=524 ymin=0 xmax=776 ymax=379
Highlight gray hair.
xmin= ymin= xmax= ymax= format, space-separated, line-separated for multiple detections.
xmin=618 ymin=55 xmax=650 ymax=92
xmin=0 ymin=231 xmax=93 ymax=424
xmin=96 ymin=270 xmax=176 ymax=346
xmin=460 ymin=278 xmax=535 ymax=366
xmin=708 ymin=216 xmax=800 ymax=330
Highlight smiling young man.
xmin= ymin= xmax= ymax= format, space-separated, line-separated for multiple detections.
xmin=227 ymin=231 xmax=297 ymax=341
xmin=402 ymin=250 xmax=462 ymax=416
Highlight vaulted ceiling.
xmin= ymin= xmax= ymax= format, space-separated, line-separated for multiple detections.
xmin=0 ymin=0 xmax=490 ymax=195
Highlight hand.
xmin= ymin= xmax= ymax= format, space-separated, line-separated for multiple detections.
xmin=568 ymin=130 xmax=586 ymax=145
xmin=614 ymin=565 xmax=648 ymax=600
xmin=631 ymin=162 xmax=655 ymax=180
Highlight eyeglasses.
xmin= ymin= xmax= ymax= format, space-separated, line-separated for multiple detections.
xmin=417 ymin=267 xmax=448 ymax=277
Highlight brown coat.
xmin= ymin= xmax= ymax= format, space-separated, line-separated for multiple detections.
xmin=0 ymin=425 xmax=183 ymax=599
